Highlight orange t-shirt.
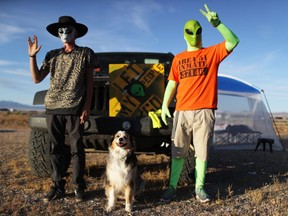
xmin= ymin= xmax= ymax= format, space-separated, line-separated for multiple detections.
xmin=168 ymin=42 xmax=230 ymax=111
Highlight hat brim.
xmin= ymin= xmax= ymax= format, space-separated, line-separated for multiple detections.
xmin=46 ymin=22 xmax=88 ymax=38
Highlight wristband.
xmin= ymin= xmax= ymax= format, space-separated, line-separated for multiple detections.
xmin=29 ymin=55 xmax=36 ymax=58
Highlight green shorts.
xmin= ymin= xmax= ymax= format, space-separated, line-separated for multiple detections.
xmin=171 ymin=109 xmax=215 ymax=161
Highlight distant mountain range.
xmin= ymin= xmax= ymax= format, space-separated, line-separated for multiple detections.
xmin=0 ymin=100 xmax=44 ymax=111
xmin=0 ymin=100 xmax=287 ymax=117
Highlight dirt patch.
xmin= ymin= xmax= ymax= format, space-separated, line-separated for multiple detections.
xmin=1 ymin=112 xmax=288 ymax=215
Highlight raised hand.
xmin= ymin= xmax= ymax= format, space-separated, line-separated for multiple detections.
xmin=199 ymin=4 xmax=221 ymax=27
xmin=28 ymin=35 xmax=42 ymax=57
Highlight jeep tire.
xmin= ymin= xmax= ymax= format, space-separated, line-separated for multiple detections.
xmin=178 ymin=145 xmax=195 ymax=186
xmin=28 ymin=129 xmax=71 ymax=178
xmin=28 ymin=130 xmax=52 ymax=177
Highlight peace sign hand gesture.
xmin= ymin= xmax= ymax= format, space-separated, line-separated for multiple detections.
xmin=200 ymin=4 xmax=221 ymax=27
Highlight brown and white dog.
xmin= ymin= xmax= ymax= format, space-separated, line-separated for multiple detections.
xmin=104 ymin=130 xmax=144 ymax=213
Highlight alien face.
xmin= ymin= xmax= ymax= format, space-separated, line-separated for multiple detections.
xmin=58 ymin=26 xmax=77 ymax=43
xmin=184 ymin=20 xmax=202 ymax=48
xmin=130 ymin=83 xmax=145 ymax=97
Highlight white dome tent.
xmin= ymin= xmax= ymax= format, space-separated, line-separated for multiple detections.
xmin=213 ymin=74 xmax=284 ymax=151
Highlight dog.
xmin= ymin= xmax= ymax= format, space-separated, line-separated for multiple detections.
xmin=104 ymin=130 xmax=144 ymax=213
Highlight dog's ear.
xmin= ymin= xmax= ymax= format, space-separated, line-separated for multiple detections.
xmin=109 ymin=134 xmax=115 ymax=146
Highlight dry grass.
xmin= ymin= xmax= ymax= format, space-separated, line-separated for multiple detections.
xmin=1 ymin=112 xmax=288 ymax=215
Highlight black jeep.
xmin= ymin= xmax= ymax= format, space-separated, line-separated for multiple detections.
xmin=28 ymin=52 xmax=194 ymax=184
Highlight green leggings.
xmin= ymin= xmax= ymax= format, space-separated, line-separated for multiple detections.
xmin=168 ymin=157 xmax=207 ymax=190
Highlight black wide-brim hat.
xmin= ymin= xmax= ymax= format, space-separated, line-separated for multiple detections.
xmin=46 ymin=16 xmax=88 ymax=38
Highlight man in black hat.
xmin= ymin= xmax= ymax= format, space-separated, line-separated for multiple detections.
xmin=28 ymin=16 xmax=97 ymax=202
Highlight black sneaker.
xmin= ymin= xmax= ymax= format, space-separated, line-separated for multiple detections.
xmin=160 ymin=185 xmax=177 ymax=202
xmin=75 ymin=187 xmax=85 ymax=202
xmin=43 ymin=186 xmax=65 ymax=202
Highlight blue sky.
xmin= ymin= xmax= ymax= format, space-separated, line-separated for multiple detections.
xmin=0 ymin=0 xmax=287 ymax=112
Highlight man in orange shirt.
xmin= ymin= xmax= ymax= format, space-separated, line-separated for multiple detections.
xmin=160 ymin=4 xmax=239 ymax=203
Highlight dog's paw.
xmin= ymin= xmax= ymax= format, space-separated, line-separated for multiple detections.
xmin=125 ymin=204 xmax=132 ymax=213
xmin=106 ymin=205 xmax=114 ymax=213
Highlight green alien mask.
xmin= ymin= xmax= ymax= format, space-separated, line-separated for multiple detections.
xmin=184 ymin=20 xmax=202 ymax=49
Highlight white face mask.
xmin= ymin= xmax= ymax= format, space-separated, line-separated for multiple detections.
xmin=58 ymin=27 xmax=76 ymax=43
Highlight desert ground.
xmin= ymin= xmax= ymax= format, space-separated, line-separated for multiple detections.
xmin=1 ymin=111 xmax=288 ymax=216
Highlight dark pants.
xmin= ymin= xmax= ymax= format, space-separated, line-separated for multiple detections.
xmin=46 ymin=114 xmax=86 ymax=188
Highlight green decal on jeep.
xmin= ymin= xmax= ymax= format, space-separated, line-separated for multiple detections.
xmin=109 ymin=63 xmax=164 ymax=117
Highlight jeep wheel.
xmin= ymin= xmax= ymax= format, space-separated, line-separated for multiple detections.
xmin=28 ymin=130 xmax=72 ymax=178
xmin=28 ymin=130 xmax=52 ymax=177
xmin=178 ymin=145 xmax=195 ymax=186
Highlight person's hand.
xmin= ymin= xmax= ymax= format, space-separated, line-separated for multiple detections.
xmin=161 ymin=105 xmax=171 ymax=125
xmin=200 ymin=4 xmax=221 ymax=27
xmin=80 ymin=108 xmax=90 ymax=124
xmin=28 ymin=35 xmax=42 ymax=57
